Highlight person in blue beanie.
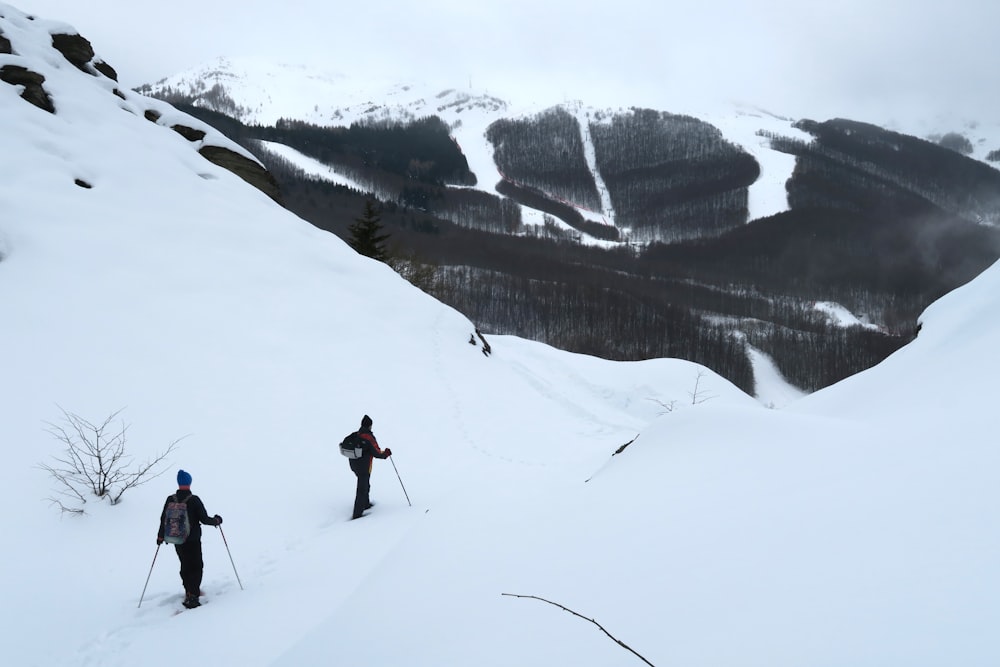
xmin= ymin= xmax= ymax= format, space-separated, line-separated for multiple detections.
xmin=156 ymin=469 xmax=223 ymax=608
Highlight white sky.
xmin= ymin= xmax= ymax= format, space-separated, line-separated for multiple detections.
xmin=5 ymin=4 xmax=1000 ymax=664
xmin=19 ymin=0 xmax=1000 ymax=124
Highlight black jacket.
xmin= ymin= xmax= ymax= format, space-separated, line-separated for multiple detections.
xmin=350 ymin=427 xmax=388 ymax=475
xmin=157 ymin=489 xmax=216 ymax=543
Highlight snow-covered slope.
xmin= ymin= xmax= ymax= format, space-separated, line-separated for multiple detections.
xmin=4 ymin=4 xmax=1000 ymax=665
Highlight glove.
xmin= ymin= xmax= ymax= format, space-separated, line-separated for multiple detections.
xmin=214 ymin=514 xmax=223 ymax=526
xmin=383 ymin=448 xmax=392 ymax=457
xmin=156 ymin=537 xmax=163 ymax=545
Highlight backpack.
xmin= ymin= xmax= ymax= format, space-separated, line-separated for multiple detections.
xmin=340 ymin=431 xmax=365 ymax=459
xmin=163 ymin=494 xmax=192 ymax=544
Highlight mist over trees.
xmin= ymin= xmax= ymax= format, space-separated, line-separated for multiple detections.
xmin=934 ymin=132 xmax=974 ymax=155
xmin=777 ymin=119 xmax=1000 ymax=224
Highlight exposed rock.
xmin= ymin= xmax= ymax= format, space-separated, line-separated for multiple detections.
xmin=144 ymin=109 xmax=162 ymax=122
xmin=50 ymin=33 xmax=94 ymax=73
xmin=47 ymin=32 xmax=119 ymax=85
xmin=74 ymin=178 xmax=92 ymax=189
xmin=171 ymin=124 xmax=207 ymax=142
xmin=0 ymin=64 xmax=54 ymax=113
xmin=0 ymin=31 xmax=12 ymax=55
xmin=198 ymin=145 xmax=282 ymax=203
xmin=93 ymin=60 xmax=118 ymax=82
xmin=112 ymin=88 xmax=125 ymax=101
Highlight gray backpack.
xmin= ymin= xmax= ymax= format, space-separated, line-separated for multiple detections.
xmin=339 ymin=432 xmax=364 ymax=459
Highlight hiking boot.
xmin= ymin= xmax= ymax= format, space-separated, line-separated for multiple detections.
xmin=183 ymin=594 xmax=201 ymax=609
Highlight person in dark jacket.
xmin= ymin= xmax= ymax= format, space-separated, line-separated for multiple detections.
xmin=156 ymin=469 xmax=223 ymax=608
xmin=350 ymin=414 xmax=391 ymax=520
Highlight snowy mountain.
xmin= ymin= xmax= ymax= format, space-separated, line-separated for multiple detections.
xmin=4 ymin=4 xmax=1000 ymax=665
xmin=143 ymin=56 xmax=1000 ymax=233
xmin=140 ymin=56 xmax=1000 ymax=399
xmin=142 ymin=57 xmax=808 ymax=228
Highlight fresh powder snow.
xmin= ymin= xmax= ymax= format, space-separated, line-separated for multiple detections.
xmin=2 ymin=4 xmax=1000 ymax=666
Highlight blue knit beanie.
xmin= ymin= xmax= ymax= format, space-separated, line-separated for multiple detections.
xmin=177 ymin=469 xmax=192 ymax=487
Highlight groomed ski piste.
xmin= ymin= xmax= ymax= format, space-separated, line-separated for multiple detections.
xmin=3 ymin=4 xmax=1000 ymax=665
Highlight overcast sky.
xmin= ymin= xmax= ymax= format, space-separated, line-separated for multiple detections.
xmin=20 ymin=0 xmax=1000 ymax=124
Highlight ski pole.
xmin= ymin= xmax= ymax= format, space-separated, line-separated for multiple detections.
xmin=217 ymin=525 xmax=244 ymax=591
xmin=390 ymin=456 xmax=412 ymax=507
xmin=138 ymin=543 xmax=160 ymax=608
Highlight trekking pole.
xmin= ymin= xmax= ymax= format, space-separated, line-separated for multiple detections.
xmin=137 ymin=544 xmax=161 ymax=608
xmin=390 ymin=456 xmax=412 ymax=507
xmin=217 ymin=525 xmax=244 ymax=591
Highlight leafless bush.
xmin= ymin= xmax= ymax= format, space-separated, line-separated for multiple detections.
xmin=647 ymin=370 xmax=715 ymax=417
xmin=39 ymin=407 xmax=183 ymax=514
xmin=688 ymin=370 xmax=716 ymax=405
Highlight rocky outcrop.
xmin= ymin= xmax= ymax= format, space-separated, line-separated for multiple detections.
xmin=50 ymin=32 xmax=117 ymax=81
xmin=50 ymin=32 xmax=92 ymax=72
xmin=2 ymin=14 xmax=281 ymax=204
xmin=92 ymin=60 xmax=117 ymax=82
xmin=198 ymin=145 xmax=282 ymax=203
xmin=0 ymin=64 xmax=54 ymax=113
xmin=166 ymin=123 xmax=280 ymax=201
xmin=171 ymin=124 xmax=207 ymax=142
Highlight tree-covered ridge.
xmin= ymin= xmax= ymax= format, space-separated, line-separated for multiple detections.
xmin=589 ymin=108 xmax=760 ymax=242
xmin=171 ymin=103 xmax=521 ymax=235
xmin=260 ymin=116 xmax=477 ymax=188
xmin=486 ymin=107 xmax=602 ymax=211
xmin=777 ymin=118 xmax=1000 ymax=224
xmin=168 ymin=103 xmax=477 ymax=189
xmin=590 ymin=109 xmax=738 ymax=171
xmin=493 ymin=179 xmax=620 ymax=242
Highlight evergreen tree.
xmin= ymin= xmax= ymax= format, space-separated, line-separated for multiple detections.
xmin=348 ymin=200 xmax=391 ymax=262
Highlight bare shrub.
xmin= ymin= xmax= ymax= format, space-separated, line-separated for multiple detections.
xmin=39 ymin=407 xmax=183 ymax=514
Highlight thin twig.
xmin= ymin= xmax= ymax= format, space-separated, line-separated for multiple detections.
xmin=502 ymin=593 xmax=656 ymax=666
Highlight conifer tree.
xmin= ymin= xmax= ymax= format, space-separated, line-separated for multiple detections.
xmin=347 ymin=199 xmax=391 ymax=262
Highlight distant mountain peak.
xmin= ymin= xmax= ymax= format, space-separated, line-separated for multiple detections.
xmin=140 ymin=56 xmax=511 ymax=129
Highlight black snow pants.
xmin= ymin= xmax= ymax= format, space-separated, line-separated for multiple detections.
xmin=175 ymin=540 xmax=204 ymax=595
xmin=352 ymin=466 xmax=371 ymax=519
